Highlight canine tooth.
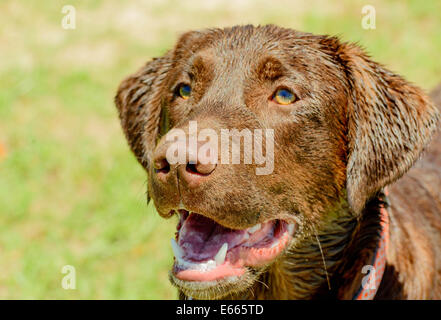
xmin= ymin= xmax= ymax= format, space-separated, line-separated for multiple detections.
xmin=270 ymin=241 xmax=280 ymax=248
xmin=171 ymin=238 xmax=183 ymax=259
xmin=248 ymin=223 xmax=261 ymax=234
xmin=214 ymin=242 xmax=228 ymax=265
xmin=287 ymin=224 xmax=295 ymax=235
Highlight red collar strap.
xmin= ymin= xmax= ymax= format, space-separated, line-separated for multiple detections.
xmin=353 ymin=189 xmax=390 ymax=300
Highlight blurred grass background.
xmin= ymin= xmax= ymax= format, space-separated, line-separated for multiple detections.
xmin=0 ymin=0 xmax=440 ymax=299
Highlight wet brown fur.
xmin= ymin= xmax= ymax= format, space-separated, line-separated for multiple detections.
xmin=115 ymin=25 xmax=441 ymax=299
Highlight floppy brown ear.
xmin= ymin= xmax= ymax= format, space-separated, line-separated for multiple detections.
xmin=114 ymin=30 xmax=208 ymax=168
xmin=114 ymin=54 xmax=172 ymax=168
xmin=339 ymin=43 xmax=440 ymax=214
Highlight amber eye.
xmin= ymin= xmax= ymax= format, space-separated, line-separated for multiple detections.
xmin=273 ymin=88 xmax=297 ymax=105
xmin=177 ymin=84 xmax=191 ymax=99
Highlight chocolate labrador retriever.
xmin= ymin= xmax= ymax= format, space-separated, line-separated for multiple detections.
xmin=115 ymin=25 xmax=441 ymax=299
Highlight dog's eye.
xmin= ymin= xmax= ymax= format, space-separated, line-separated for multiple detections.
xmin=273 ymin=88 xmax=297 ymax=105
xmin=177 ymin=84 xmax=191 ymax=100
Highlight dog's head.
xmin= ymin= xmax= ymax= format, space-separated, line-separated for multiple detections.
xmin=115 ymin=25 xmax=439 ymax=299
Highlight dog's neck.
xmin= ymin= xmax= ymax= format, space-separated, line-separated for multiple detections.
xmin=232 ymin=193 xmax=386 ymax=300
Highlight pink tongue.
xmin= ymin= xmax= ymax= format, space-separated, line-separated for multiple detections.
xmin=178 ymin=213 xmax=247 ymax=261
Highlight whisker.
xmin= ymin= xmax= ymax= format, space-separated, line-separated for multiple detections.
xmin=313 ymin=227 xmax=331 ymax=291
xmin=255 ymin=278 xmax=269 ymax=290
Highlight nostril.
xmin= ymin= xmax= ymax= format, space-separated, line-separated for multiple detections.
xmin=186 ymin=163 xmax=199 ymax=175
xmin=154 ymin=158 xmax=170 ymax=174
xmin=186 ymin=162 xmax=216 ymax=176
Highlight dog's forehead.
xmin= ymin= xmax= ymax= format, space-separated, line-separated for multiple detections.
xmin=183 ymin=31 xmax=330 ymax=83
xmin=186 ymin=45 xmax=290 ymax=86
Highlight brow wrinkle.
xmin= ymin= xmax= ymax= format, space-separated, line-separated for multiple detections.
xmin=256 ymin=56 xmax=285 ymax=81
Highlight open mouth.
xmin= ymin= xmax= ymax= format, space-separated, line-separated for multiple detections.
xmin=170 ymin=210 xmax=296 ymax=282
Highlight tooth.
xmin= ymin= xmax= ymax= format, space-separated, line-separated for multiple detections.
xmin=171 ymin=238 xmax=183 ymax=259
xmin=287 ymin=224 xmax=295 ymax=235
xmin=214 ymin=242 xmax=228 ymax=265
xmin=248 ymin=223 xmax=261 ymax=234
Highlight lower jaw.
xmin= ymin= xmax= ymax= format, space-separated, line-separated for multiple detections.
xmin=169 ymin=269 xmax=254 ymax=300
xmin=173 ymin=261 xmax=246 ymax=282
xmin=169 ymin=236 xmax=294 ymax=300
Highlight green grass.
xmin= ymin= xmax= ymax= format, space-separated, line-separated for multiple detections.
xmin=0 ymin=0 xmax=440 ymax=299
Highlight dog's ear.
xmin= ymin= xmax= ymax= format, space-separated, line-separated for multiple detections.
xmin=115 ymin=31 xmax=208 ymax=168
xmin=338 ymin=42 xmax=440 ymax=214
xmin=115 ymin=54 xmax=172 ymax=168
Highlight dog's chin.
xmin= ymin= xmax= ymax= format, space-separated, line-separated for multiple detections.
xmin=169 ymin=265 xmax=261 ymax=300
xmin=167 ymin=210 xmax=297 ymax=299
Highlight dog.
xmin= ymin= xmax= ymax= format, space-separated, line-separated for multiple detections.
xmin=115 ymin=25 xmax=441 ymax=299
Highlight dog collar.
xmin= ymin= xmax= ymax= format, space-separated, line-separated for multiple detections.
xmin=353 ymin=190 xmax=390 ymax=300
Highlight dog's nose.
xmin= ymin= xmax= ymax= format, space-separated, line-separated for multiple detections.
xmin=153 ymin=137 xmax=217 ymax=187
